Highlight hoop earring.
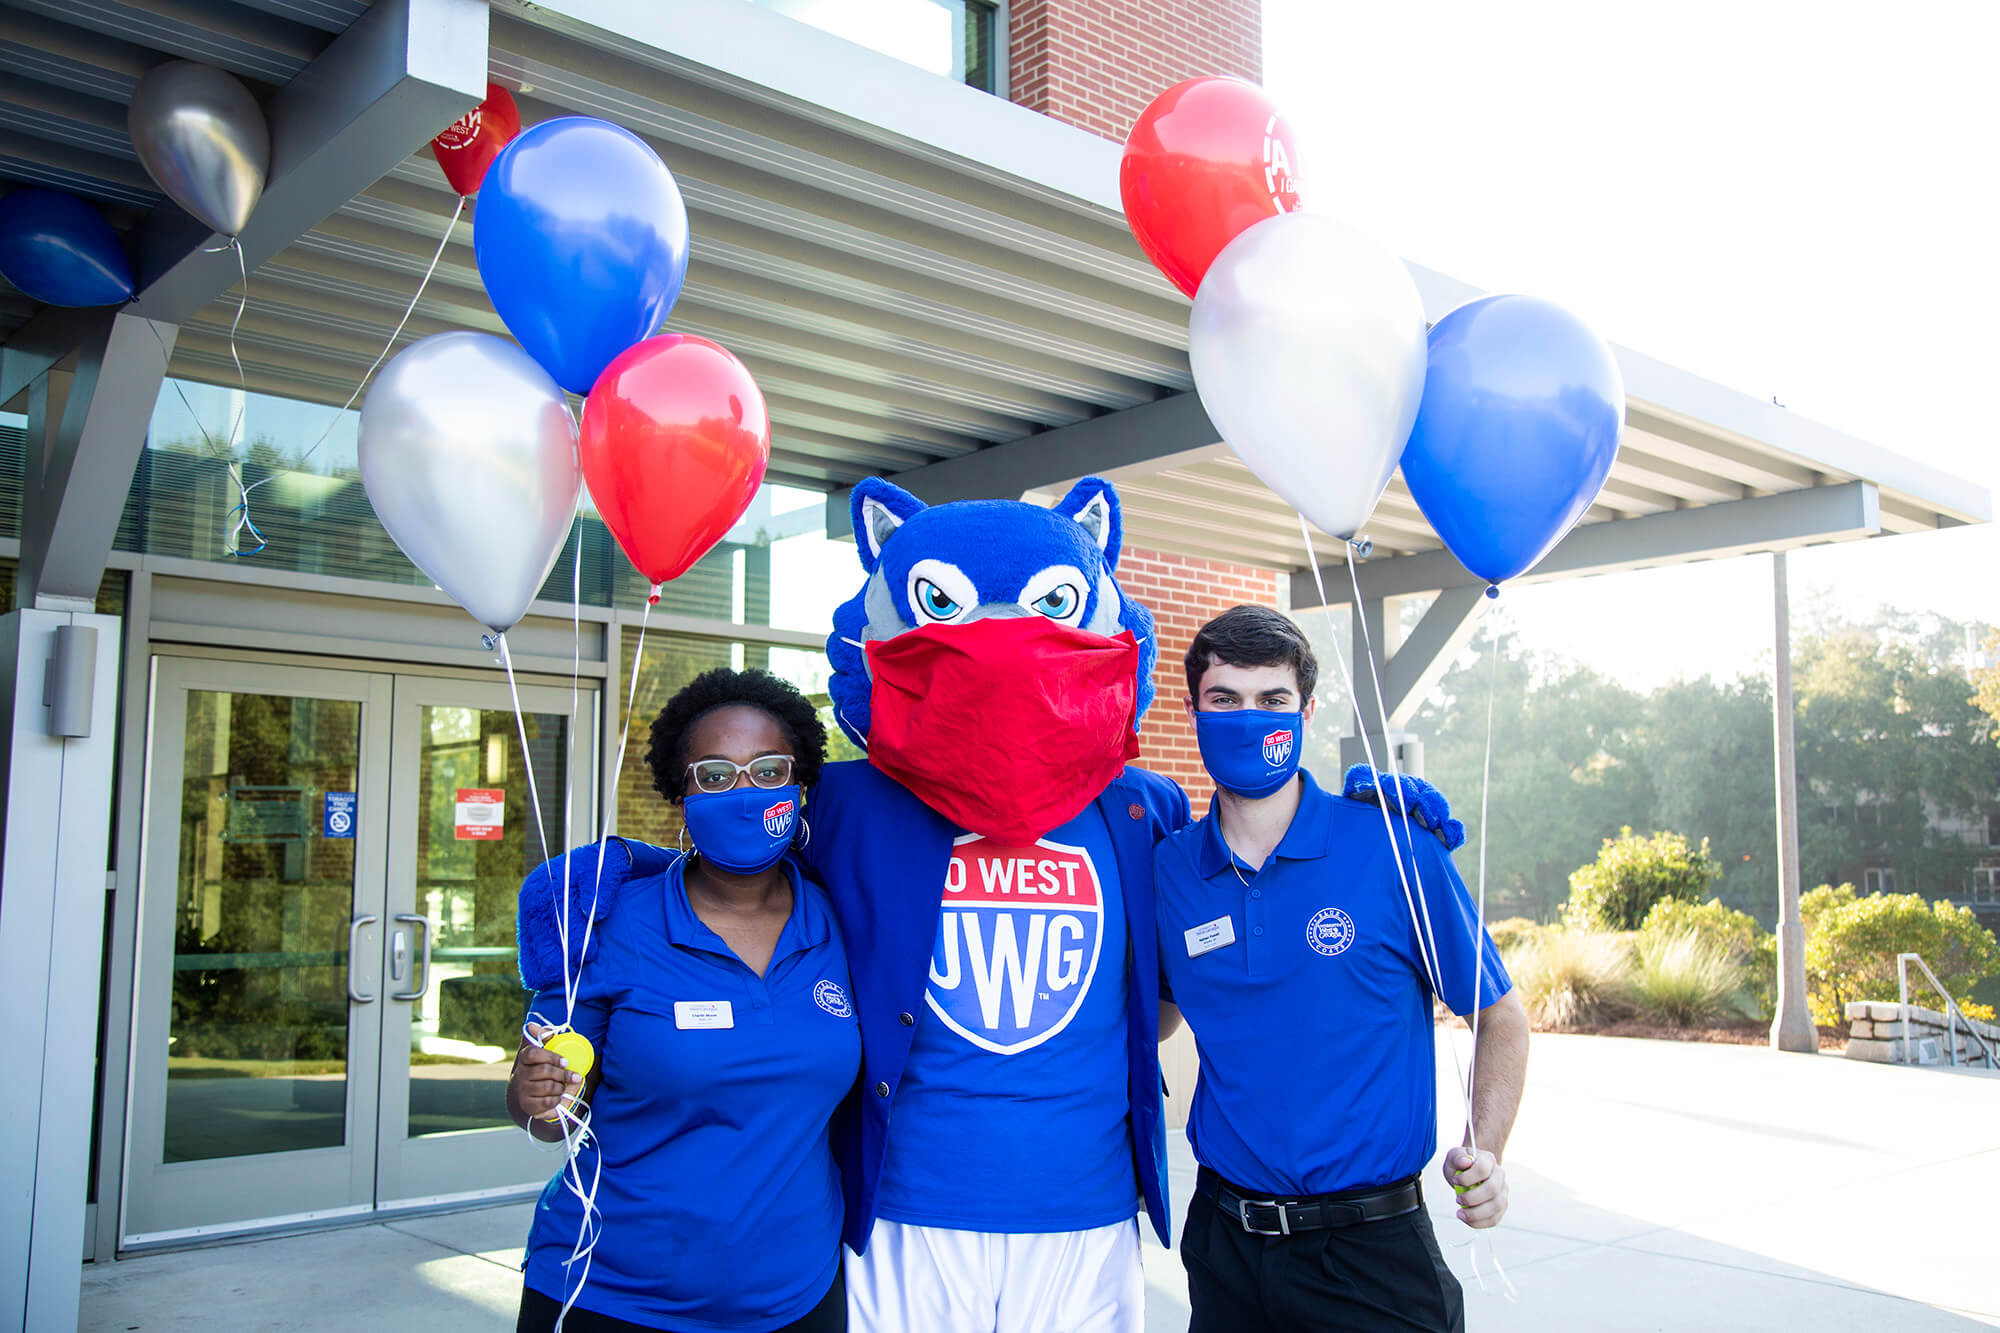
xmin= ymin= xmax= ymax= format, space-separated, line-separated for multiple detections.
xmin=677 ymin=823 xmax=689 ymax=856
xmin=795 ymin=815 xmax=811 ymax=849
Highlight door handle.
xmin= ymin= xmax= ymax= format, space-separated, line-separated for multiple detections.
xmin=347 ymin=914 xmax=379 ymax=1004
xmin=391 ymin=913 xmax=432 ymax=1002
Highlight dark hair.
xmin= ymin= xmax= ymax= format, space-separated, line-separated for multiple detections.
xmin=1184 ymin=604 xmax=1318 ymax=701
xmin=645 ymin=668 xmax=829 ymax=804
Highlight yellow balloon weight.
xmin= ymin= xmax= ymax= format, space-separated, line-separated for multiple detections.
xmin=543 ymin=1028 xmax=595 ymax=1079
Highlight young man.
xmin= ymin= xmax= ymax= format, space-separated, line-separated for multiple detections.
xmin=1156 ymin=605 xmax=1530 ymax=1333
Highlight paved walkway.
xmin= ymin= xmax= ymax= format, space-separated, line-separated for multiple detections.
xmin=80 ymin=1035 xmax=2000 ymax=1331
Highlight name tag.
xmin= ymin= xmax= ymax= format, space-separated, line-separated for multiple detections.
xmin=1185 ymin=915 xmax=1237 ymax=957
xmin=674 ymin=1000 xmax=734 ymax=1030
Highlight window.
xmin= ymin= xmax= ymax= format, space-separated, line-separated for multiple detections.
xmin=1987 ymin=805 xmax=2000 ymax=849
xmin=749 ymin=0 xmax=1000 ymax=93
xmin=1972 ymin=866 xmax=2000 ymax=907
xmin=1863 ymin=867 xmax=1897 ymax=894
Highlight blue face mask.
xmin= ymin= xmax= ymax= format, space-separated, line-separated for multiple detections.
xmin=682 ymin=783 xmax=801 ymax=874
xmin=1193 ymin=708 xmax=1303 ymax=799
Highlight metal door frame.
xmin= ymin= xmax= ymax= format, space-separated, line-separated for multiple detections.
xmin=374 ymin=671 xmax=595 ymax=1208
xmin=121 ymin=656 xmax=394 ymax=1248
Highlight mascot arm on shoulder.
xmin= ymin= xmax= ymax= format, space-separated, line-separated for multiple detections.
xmin=826 ymin=476 xmax=1157 ymax=845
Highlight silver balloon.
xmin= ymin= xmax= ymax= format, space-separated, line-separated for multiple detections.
xmin=359 ymin=332 xmax=581 ymax=635
xmin=1188 ymin=211 xmax=1429 ymax=541
xmin=128 ymin=61 xmax=270 ymax=237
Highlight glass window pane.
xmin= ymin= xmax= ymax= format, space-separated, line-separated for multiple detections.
xmin=165 ymin=691 xmax=360 ymax=1162
xmin=407 ymin=704 xmax=567 ymax=1137
xmin=748 ymin=0 xmax=998 ymax=90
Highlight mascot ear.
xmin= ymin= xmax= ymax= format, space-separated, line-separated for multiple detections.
xmin=1054 ymin=476 xmax=1123 ymax=571
xmin=849 ymin=477 xmax=927 ymax=572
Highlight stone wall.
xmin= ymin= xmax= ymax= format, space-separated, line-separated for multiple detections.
xmin=1844 ymin=1000 xmax=2000 ymax=1067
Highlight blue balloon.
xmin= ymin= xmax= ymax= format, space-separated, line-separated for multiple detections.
xmin=1401 ymin=295 xmax=1624 ymax=585
xmin=0 ymin=188 xmax=134 ymax=307
xmin=473 ymin=117 xmax=689 ymax=395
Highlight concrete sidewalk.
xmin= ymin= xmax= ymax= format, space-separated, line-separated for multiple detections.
xmin=81 ymin=1034 xmax=2000 ymax=1331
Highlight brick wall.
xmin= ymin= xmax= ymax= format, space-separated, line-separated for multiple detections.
xmin=1120 ymin=544 xmax=1280 ymax=815
xmin=1008 ymin=0 xmax=1263 ymax=142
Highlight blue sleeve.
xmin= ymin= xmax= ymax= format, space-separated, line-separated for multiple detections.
xmin=525 ymin=982 xmax=611 ymax=1047
xmin=1408 ymin=835 xmax=1511 ymax=1017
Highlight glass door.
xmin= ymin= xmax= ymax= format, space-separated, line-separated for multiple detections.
xmin=375 ymin=674 xmax=594 ymax=1205
xmin=124 ymin=657 xmax=392 ymax=1243
xmin=125 ymin=657 xmax=598 ymax=1245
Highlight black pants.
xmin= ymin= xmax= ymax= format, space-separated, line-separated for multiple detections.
xmin=516 ymin=1265 xmax=845 ymax=1333
xmin=1181 ymin=1178 xmax=1464 ymax=1333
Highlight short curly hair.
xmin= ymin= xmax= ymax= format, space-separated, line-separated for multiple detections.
xmin=644 ymin=667 xmax=829 ymax=805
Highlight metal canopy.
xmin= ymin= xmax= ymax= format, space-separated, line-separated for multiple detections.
xmin=1 ymin=0 xmax=1987 ymax=576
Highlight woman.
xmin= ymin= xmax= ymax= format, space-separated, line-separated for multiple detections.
xmin=508 ymin=668 xmax=858 ymax=1333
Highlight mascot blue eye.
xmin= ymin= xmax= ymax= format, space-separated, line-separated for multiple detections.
xmin=915 ymin=578 xmax=962 ymax=620
xmin=1032 ymin=585 xmax=1080 ymax=619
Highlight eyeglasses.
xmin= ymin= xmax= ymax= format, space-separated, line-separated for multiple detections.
xmin=686 ymin=754 xmax=796 ymax=794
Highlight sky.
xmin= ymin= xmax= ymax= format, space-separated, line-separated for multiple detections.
xmin=1264 ymin=0 xmax=2000 ymax=688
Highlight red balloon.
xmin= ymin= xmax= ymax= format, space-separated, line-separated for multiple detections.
xmin=430 ymin=83 xmax=521 ymax=196
xmin=1119 ymin=77 xmax=1304 ymax=299
xmin=579 ymin=334 xmax=771 ymax=590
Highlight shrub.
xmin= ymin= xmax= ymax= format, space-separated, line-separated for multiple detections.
xmin=1631 ymin=929 xmax=1743 ymax=1027
xmin=1485 ymin=917 xmax=1546 ymax=956
xmin=1641 ymin=897 xmax=1776 ymax=1019
xmin=1562 ymin=828 xmax=1721 ymax=931
xmin=1504 ymin=929 xmax=1634 ymax=1029
xmin=1804 ymin=891 xmax=2000 ymax=1029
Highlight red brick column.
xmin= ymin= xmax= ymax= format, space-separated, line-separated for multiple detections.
xmin=1008 ymin=0 xmax=1263 ymax=142
xmin=1119 ymin=545 xmax=1280 ymax=815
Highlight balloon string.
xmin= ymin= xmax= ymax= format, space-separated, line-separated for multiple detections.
xmin=1468 ymin=597 xmax=1500 ymax=1156
xmin=522 ymin=1008 xmax=604 ymax=1333
xmin=1297 ymin=517 xmax=1471 ymax=1130
xmin=558 ymin=497 xmax=585 ymax=1029
xmin=499 ymin=633 xmax=555 ymax=871
xmin=144 ymin=239 xmax=257 ymax=554
xmin=575 ymin=593 xmax=656 ymax=1023
xmin=239 ymin=194 xmax=466 ymax=508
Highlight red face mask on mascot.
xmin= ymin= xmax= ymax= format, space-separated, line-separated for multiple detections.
xmin=865 ymin=616 xmax=1141 ymax=846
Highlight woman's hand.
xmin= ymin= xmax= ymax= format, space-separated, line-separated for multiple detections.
xmin=508 ymin=1022 xmax=585 ymax=1137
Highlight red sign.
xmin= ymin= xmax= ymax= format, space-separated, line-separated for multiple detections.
xmin=454 ymin=787 xmax=505 ymax=841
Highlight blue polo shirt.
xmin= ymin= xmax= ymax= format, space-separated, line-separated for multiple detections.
xmin=1155 ymin=770 xmax=1510 ymax=1197
xmin=873 ymin=804 xmax=1137 ymax=1232
xmin=523 ymin=855 xmax=860 ymax=1332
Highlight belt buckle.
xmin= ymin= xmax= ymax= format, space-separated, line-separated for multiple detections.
xmin=1237 ymin=1197 xmax=1291 ymax=1236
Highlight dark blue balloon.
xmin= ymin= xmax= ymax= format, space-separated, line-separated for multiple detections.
xmin=473 ymin=117 xmax=689 ymax=395
xmin=0 ymin=188 xmax=134 ymax=307
xmin=1401 ymin=295 xmax=1624 ymax=585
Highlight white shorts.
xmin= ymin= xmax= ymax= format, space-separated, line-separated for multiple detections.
xmin=845 ymin=1217 xmax=1145 ymax=1333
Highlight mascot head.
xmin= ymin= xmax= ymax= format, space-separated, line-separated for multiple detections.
xmin=826 ymin=476 xmax=1159 ymax=843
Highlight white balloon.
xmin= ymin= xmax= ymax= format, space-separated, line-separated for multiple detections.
xmin=1188 ymin=211 xmax=1429 ymax=540
xmin=359 ymin=332 xmax=581 ymax=634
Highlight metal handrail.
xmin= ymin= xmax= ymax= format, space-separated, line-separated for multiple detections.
xmin=1897 ymin=953 xmax=1997 ymax=1069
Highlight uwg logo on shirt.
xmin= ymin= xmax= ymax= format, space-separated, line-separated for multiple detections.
xmin=927 ymin=834 xmax=1105 ymax=1055
xmin=1262 ymin=729 xmax=1294 ymax=767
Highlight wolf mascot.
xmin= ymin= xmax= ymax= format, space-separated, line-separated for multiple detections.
xmin=803 ymin=476 xmax=1189 ymax=1331
xmin=515 ymin=476 xmax=1189 ymax=1332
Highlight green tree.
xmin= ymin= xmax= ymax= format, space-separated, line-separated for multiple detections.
xmin=1563 ymin=827 xmax=1721 ymax=930
xmin=1972 ymin=629 xmax=2000 ymax=748
xmin=1805 ymin=890 xmax=2000 ymax=1028
xmin=1640 ymin=676 xmax=1778 ymax=918
xmin=1405 ymin=635 xmax=1651 ymax=921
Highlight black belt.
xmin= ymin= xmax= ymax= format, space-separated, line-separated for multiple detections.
xmin=1198 ymin=1165 xmax=1422 ymax=1236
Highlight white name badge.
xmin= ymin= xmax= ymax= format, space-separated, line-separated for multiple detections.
xmin=674 ymin=1000 xmax=734 ymax=1030
xmin=1185 ymin=915 xmax=1237 ymax=958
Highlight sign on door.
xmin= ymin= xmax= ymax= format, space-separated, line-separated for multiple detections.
xmin=454 ymin=787 xmax=505 ymax=840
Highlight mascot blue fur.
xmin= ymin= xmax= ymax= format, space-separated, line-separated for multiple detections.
xmin=827 ymin=474 xmax=1157 ymax=746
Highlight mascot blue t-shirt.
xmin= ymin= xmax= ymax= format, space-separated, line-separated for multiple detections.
xmin=875 ymin=803 xmax=1136 ymax=1230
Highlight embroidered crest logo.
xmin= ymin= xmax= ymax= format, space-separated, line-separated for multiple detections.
xmin=927 ymin=833 xmax=1106 ymax=1055
xmin=813 ymin=979 xmax=852 ymax=1018
xmin=1263 ymin=728 xmax=1294 ymax=768
xmin=1307 ymin=906 xmax=1355 ymax=957
xmin=763 ymin=798 xmax=795 ymax=838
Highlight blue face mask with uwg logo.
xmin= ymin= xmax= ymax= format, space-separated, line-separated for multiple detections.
xmin=683 ymin=783 xmax=800 ymax=873
xmin=1194 ymin=708 xmax=1304 ymax=798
